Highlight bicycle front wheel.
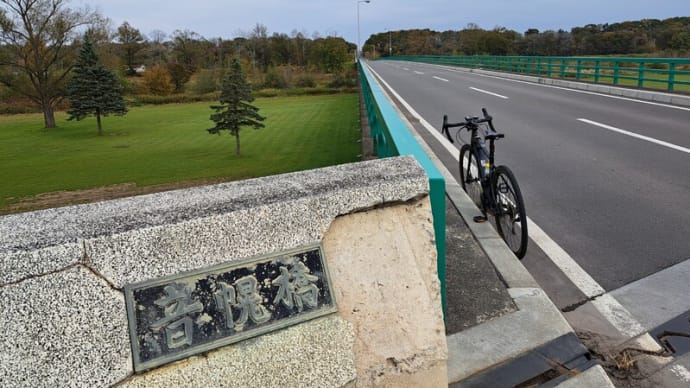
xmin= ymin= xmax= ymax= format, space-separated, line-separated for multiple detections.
xmin=492 ymin=166 xmax=528 ymax=259
xmin=459 ymin=144 xmax=483 ymax=211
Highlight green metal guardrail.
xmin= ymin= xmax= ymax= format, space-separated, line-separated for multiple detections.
xmin=359 ymin=61 xmax=447 ymax=317
xmin=389 ymin=55 xmax=690 ymax=92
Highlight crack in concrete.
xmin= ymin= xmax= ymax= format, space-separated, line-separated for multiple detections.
xmin=561 ymin=292 xmax=606 ymax=313
xmin=80 ymin=241 xmax=122 ymax=292
xmin=0 ymin=241 xmax=123 ymax=293
xmin=0 ymin=262 xmax=82 ymax=288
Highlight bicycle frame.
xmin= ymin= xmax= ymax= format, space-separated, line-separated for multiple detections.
xmin=444 ymin=108 xmax=528 ymax=258
xmin=467 ymin=127 xmax=499 ymax=215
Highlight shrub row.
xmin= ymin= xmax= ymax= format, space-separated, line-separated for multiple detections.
xmin=128 ymin=93 xmax=220 ymax=106
xmin=127 ymin=87 xmax=358 ymax=106
xmin=255 ymin=87 xmax=358 ymax=98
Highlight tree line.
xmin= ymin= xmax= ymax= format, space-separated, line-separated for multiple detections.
xmin=365 ymin=17 xmax=690 ymax=58
xmin=106 ymin=23 xmax=354 ymax=79
xmin=2 ymin=0 xmax=687 ymax=129
xmin=0 ymin=0 xmax=353 ymax=128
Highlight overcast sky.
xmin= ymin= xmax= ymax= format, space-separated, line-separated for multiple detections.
xmin=85 ymin=0 xmax=688 ymax=45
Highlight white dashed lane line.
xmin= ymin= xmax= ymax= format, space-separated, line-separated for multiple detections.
xmin=469 ymin=87 xmax=509 ymax=99
xmin=578 ymin=118 xmax=690 ymax=154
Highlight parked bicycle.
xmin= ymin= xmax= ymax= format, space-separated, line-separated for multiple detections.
xmin=441 ymin=108 xmax=528 ymax=259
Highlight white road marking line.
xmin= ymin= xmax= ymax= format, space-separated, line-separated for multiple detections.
xmin=578 ymin=118 xmax=690 ymax=154
xmin=425 ymin=62 xmax=690 ymax=112
xmin=470 ymin=87 xmax=509 ymax=99
xmin=365 ymin=61 xmax=647 ymax=339
xmin=402 ymin=67 xmax=410 ymax=71
xmin=414 ymin=71 xmax=425 ymax=75
xmin=433 ymin=76 xmax=449 ymax=82
xmin=590 ymin=294 xmax=647 ymax=338
xmin=526 ymin=219 xmax=604 ymax=298
xmin=530 ymin=216 xmax=645 ymax=337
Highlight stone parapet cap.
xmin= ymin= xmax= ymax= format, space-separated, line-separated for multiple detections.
xmin=1 ymin=156 xmax=429 ymax=286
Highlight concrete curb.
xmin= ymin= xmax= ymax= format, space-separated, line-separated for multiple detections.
xmin=432 ymin=64 xmax=690 ymax=108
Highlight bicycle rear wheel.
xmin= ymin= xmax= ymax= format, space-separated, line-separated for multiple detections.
xmin=459 ymin=144 xmax=483 ymax=211
xmin=492 ymin=166 xmax=528 ymax=259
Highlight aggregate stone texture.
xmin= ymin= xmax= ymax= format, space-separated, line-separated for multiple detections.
xmin=0 ymin=266 xmax=132 ymax=387
xmin=121 ymin=315 xmax=356 ymax=388
xmin=0 ymin=242 xmax=83 ymax=285
xmin=0 ymin=156 xmax=428 ymax=386
xmin=0 ymin=156 xmax=428 ymax=287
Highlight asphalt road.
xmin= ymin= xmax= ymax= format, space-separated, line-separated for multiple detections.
xmin=366 ymin=60 xmax=690 ymax=301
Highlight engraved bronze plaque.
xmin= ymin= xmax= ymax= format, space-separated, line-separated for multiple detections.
xmin=124 ymin=244 xmax=337 ymax=372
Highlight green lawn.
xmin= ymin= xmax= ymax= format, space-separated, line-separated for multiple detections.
xmin=0 ymin=94 xmax=360 ymax=209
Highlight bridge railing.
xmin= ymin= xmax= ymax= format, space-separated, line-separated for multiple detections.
xmin=358 ymin=60 xmax=447 ymax=316
xmin=389 ymin=55 xmax=690 ymax=93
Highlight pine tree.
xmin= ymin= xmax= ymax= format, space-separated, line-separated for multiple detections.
xmin=66 ymin=34 xmax=127 ymax=136
xmin=208 ymin=59 xmax=266 ymax=156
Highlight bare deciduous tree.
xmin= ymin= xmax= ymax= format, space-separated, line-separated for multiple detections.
xmin=0 ymin=0 xmax=101 ymax=128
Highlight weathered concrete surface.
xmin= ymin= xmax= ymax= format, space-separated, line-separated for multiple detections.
xmin=0 ymin=157 xmax=428 ymax=288
xmin=0 ymin=266 xmax=131 ymax=387
xmin=1 ymin=156 xmax=445 ymax=387
xmin=121 ymin=315 xmax=357 ymax=388
xmin=324 ymin=199 xmax=448 ymax=387
xmin=121 ymin=198 xmax=447 ymax=387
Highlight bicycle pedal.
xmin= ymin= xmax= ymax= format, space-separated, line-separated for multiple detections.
xmin=473 ymin=215 xmax=488 ymax=223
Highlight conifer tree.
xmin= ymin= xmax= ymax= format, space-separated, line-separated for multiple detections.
xmin=66 ymin=34 xmax=127 ymax=135
xmin=208 ymin=59 xmax=265 ymax=156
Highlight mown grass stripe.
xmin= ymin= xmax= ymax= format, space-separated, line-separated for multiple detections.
xmin=0 ymin=94 xmax=360 ymax=209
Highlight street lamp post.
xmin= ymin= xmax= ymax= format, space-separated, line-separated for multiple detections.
xmin=357 ymin=0 xmax=370 ymax=59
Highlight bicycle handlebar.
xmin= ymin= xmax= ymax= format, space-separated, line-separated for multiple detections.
xmin=441 ymin=115 xmax=457 ymax=143
xmin=441 ymin=108 xmax=502 ymax=142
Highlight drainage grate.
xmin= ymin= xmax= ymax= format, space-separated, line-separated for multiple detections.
xmin=650 ymin=311 xmax=690 ymax=357
xmin=451 ymin=333 xmax=598 ymax=387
